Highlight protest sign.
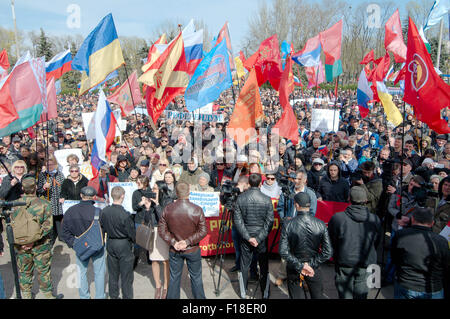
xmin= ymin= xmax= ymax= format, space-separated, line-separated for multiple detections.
xmin=310 ymin=108 xmax=340 ymax=133
xmin=62 ymin=200 xmax=107 ymax=214
xmin=188 ymin=191 xmax=220 ymax=217
xmin=164 ymin=110 xmax=224 ymax=123
xmin=107 ymin=182 xmax=138 ymax=214
xmin=54 ymin=148 xmax=84 ymax=177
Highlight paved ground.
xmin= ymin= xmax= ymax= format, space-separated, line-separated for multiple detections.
xmin=0 ymin=235 xmax=394 ymax=299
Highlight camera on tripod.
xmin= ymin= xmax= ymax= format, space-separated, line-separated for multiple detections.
xmin=278 ymin=174 xmax=295 ymax=196
xmin=220 ymin=180 xmax=240 ymax=209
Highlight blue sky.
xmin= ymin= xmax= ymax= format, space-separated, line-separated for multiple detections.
xmin=0 ymin=0 xmax=424 ymax=52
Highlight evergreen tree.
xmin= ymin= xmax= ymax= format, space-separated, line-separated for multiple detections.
xmin=36 ymin=28 xmax=53 ymax=61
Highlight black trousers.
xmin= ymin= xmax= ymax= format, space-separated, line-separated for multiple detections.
xmin=287 ymin=267 xmax=324 ymax=299
xmin=50 ymin=215 xmax=63 ymax=246
xmin=106 ymin=239 xmax=134 ymax=299
xmin=240 ymin=238 xmax=269 ymax=297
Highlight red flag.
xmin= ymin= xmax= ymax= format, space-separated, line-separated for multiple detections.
xmin=273 ymin=55 xmax=299 ymax=145
xmin=36 ymin=77 xmax=58 ymax=124
xmin=0 ymin=70 xmax=20 ymax=129
xmin=305 ymin=61 xmax=325 ymax=89
xmin=239 ymin=50 xmax=246 ymax=65
xmin=0 ymin=49 xmax=10 ymax=70
xmin=243 ymin=35 xmax=283 ymax=90
xmin=368 ymin=51 xmax=390 ymax=82
xmin=107 ymin=70 xmax=142 ymax=117
xmin=403 ymin=18 xmax=450 ymax=134
xmin=385 ymin=9 xmax=407 ymax=63
xmin=27 ymin=127 xmax=36 ymax=139
xmin=214 ymin=22 xmax=235 ymax=71
xmin=359 ymin=50 xmax=374 ymax=65
xmin=139 ymin=33 xmax=189 ymax=123
xmin=142 ymin=34 xmax=167 ymax=97
xmin=394 ymin=64 xmax=407 ymax=85
xmin=319 ymin=20 xmax=343 ymax=65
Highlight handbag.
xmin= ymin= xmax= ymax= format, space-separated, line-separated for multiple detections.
xmin=136 ymin=221 xmax=155 ymax=253
xmin=73 ymin=207 xmax=104 ymax=261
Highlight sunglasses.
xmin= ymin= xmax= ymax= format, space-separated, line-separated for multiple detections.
xmin=14 ymin=166 xmax=25 ymax=169
xmin=266 ymin=177 xmax=276 ymax=180
xmin=70 ymin=170 xmax=79 ymax=173
xmin=161 ymin=140 xmax=168 ymax=143
xmin=159 ymin=164 xmax=167 ymax=166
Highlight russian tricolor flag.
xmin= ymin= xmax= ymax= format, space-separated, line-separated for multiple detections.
xmin=91 ymin=90 xmax=117 ymax=177
xmin=357 ymin=69 xmax=373 ymax=118
xmin=183 ymin=29 xmax=203 ymax=76
xmin=292 ymin=35 xmax=321 ymax=67
xmin=45 ymin=49 xmax=72 ymax=80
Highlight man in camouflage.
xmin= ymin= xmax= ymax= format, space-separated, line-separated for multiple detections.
xmin=12 ymin=175 xmax=62 ymax=299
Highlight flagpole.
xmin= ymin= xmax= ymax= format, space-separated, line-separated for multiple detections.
xmin=10 ymin=0 xmax=20 ymax=58
xmin=122 ymin=64 xmax=141 ymax=144
xmin=436 ymin=19 xmax=444 ymax=70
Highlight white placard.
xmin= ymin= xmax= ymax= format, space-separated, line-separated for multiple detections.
xmin=54 ymin=148 xmax=84 ymax=178
xmin=310 ymin=109 xmax=340 ymax=134
xmin=107 ymin=182 xmax=138 ymax=214
xmin=188 ymin=191 xmax=220 ymax=217
xmin=62 ymin=200 xmax=108 ymax=215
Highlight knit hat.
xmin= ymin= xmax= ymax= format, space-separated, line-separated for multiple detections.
xmin=198 ymin=172 xmax=210 ymax=183
xmin=350 ymin=186 xmax=368 ymax=204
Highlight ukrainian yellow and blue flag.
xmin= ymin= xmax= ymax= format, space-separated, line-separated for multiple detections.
xmin=72 ymin=13 xmax=124 ymax=95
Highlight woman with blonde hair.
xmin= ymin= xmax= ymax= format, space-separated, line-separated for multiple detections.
xmin=0 ymin=160 xmax=27 ymax=201
xmin=150 ymin=158 xmax=170 ymax=187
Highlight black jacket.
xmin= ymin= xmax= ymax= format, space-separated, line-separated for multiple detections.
xmin=100 ymin=204 xmax=136 ymax=242
xmin=0 ymin=175 xmax=23 ymax=201
xmin=131 ymin=188 xmax=162 ymax=227
xmin=60 ymin=175 xmax=89 ymax=200
xmin=392 ymin=225 xmax=449 ymax=293
xmin=317 ymin=163 xmax=350 ymax=202
xmin=61 ymin=200 xmax=100 ymax=248
xmin=233 ymin=187 xmax=274 ymax=244
xmin=279 ymin=211 xmax=333 ymax=275
xmin=328 ymin=205 xmax=381 ymax=268
xmin=307 ymin=167 xmax=326 ymax=194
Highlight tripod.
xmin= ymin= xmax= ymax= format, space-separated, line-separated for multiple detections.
xmin=211 ymin=204 xmax=234 ymax=297
xmin=0 ymin=209 xmax=22 ymax=299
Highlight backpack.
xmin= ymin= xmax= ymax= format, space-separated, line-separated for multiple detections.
xmin=73 ymin=207 xmax=104 ymax=261
xmin=12 ymin=198 xmax=44 ymax=245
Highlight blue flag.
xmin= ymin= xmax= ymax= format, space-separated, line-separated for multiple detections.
xmin=184 ymin=39 xmax=232 ymax=111
xmin=281 ymin=41 xmax=292 ymax=70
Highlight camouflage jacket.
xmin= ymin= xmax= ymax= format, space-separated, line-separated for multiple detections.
xmin=12 ymin=195 xmax=53 ymax=239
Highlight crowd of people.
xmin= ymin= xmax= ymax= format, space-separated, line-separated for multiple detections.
xmin=0 ymin=85 xmax=449 ymax=299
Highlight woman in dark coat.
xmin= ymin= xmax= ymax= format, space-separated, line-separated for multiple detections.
xmin=110 ymin=155 xmax=131 ymax=182
xmin=158 ymin=171 xmax=177 ymax=209
xmin=60 ymin=164 xmax=89 ymax=201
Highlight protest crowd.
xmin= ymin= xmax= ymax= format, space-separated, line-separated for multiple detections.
xmin=0 ymin=7 xmax=449 ymax=301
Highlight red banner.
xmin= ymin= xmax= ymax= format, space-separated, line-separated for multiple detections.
xmin=199 ymin=199 xmax=350 ymax=257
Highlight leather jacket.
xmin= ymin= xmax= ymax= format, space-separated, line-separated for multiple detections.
xmin=279 ymin=211 xmax=333 ymax=274
xmin=233 ymin=187 xmax=274 ymax=244
xmin=158 ymin=199 xmax=207 ymax=253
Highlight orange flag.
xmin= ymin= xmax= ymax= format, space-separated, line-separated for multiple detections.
xmin=227 ymin=68 xmax=263 ymax=148
xmin=272 ymin=55 xmax=299 ymax=145
xmin=107 ymin=70 xmax=142 ymax=117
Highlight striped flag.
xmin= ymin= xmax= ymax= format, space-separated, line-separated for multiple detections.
xmin=357 ymin=69 xmax=373 ymax=118
xmin=45 ymin=49 xmax=72 ymax=80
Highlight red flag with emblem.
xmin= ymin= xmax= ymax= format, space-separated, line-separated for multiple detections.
xmin=403 ymin=18 xmax=450 ymax=134
xmin=107 ymin=70 xmax=142 ymax=117
xmin=385 ymin=9 xmax=407 ymax=63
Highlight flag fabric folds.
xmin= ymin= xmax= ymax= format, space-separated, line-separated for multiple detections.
xmin=272 ymin=55 xmax=299 ymax=145
xmin=184 ymin=39 xmax=232 ymax=112
xmin=244 ymin=34 xmax=283 ymax=90
xmin=107 ymin=70 xmax=142 ymax=117
xmin=385 ymin=10 xmax=407 ymax=63
xmin=139 ymin=32 xmax=189 ymax=123
xmin=357 ymin=69 xmax=373 ymax=118
xmin=72 ymin=13 xmax=125 ymax=95
xmin=292 ymin=35 xmax=321 ymax=67
xmin=404 ymin=17 xmax=450 ymax=134
xmin=45 ymin=49 xmax=72 ymax=80
xmin=37 ymin=77 xmax=58 ymax=124
xmin=234 ymin=55 xmax=247 ymax=80
xmin=305 ymin=61 xmax=325 ymax=89
xmin=376 ymin=81 xmax=403 ymax=127
xmin=227 ymin=68 xmax=263 ymax=148
xmin=183 ymin=29 xmax=204 ymax=76
xmin=319 ymin=20 xmax=343 ymax=82
xmin=359 ymin=50 xmax=375 ymax=65
xmin=0 ymin=54 xmax=46 ymax=136
xmin=424 ymin=0 xmax=450 ymax=31
xmin=91 ymin=90 xmax=117 ymax=176
xmin=0 ymin=49 xmax=10 ymax=79
xmin=214 ymin=22 xmax=235 ymax=72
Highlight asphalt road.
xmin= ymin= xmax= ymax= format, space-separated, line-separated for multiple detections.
xmin=0 ymin=235 xmax=394 ymax=299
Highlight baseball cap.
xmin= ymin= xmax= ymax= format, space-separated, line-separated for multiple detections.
xmin=350 ymin=186 xmax=368 ymax=204
xmin=313 ymin=158 xmax=325 ymax=165
xmin=356 ymin=129 xmax=364 ymax=135
xmin=12 ymin=136 xmax=21 ymax=143
xmin=402 ymin=158 xmax=413 ymax=167
xmin=436 ymin=134 xmax=447 ymax=140
xmin=294 ymin=192 xmax=311 ymax=207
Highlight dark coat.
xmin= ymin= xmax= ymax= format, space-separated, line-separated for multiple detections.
xmin=317 ymin=163 xmax=350 ymax=202
xmin=60 ymin=175 xmax=89 ymax=200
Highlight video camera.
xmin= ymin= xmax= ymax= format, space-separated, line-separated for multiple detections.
xmin=0 ymin=200 xmax=26 ymax=209
xmin=220 ymin=180 xmax=241 ymax=209
xmin=278 ymin=174 xmax=295 ymax=196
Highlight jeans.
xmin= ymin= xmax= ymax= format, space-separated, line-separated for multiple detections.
xmin=167 ymin=249 xmax=205 ymax=299
xmin=394 ymin=281 xmax=444 ymax=299
xmin=0 ymin=272 xmax=5 ymax=299
xmin=76 ymin=247 xmax=106 ymax=299
xmin=335 ymin=266 xmax=369 ymax=299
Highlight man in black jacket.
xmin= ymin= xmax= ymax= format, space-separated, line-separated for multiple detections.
xmin=100 ymin=186 xmax=136 ymax=299
xmin=392 ymin=207 xmax=449 ymax=299
xmin=317 ymin=161 xmax=350 ymax=202
xmin=279 ymin=192 xmax=332 ymax=299
xmin=328 ymin=186 xmax=381 ymax=299
xmin=61 ymin=186 xmax=106 ymax=299
xmin=234 ymin=173 xmax=274 ymax=299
